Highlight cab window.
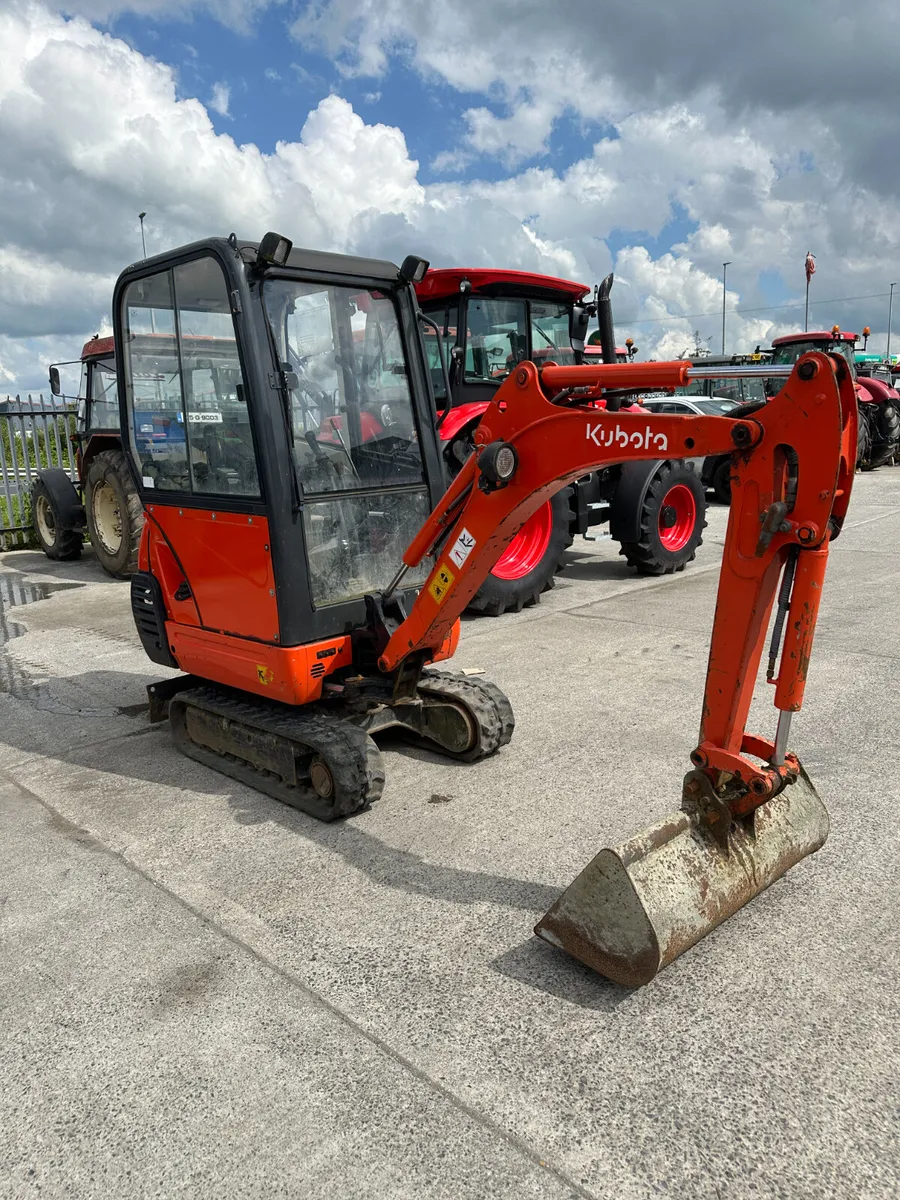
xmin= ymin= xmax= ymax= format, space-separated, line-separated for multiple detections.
xmin=465 ymin=298 xmax=527 ymax=383
xmin=120 ymin=256 xmax=260 ymax=497
xmin=88 ymin=360 xmax=120 ymax=431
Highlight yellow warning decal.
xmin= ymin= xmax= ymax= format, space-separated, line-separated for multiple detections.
xmin=256 ymin=665 xmax=274 ymax=685
xmin=428 ymin=562 xmax=456 ymax=604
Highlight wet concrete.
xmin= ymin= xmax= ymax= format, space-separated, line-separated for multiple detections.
xmin=0 ymin=574 xmax=83 ymax=650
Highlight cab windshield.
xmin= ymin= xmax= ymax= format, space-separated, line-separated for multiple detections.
xmin=263 ymin=277 xmax=432 ymax=607
xmin=264 ymin=279 xmax=425 ymax=495
xmin=771 ymin=339 xmax=856 ymax=370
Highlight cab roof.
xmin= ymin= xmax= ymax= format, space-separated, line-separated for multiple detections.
xmin=772 ymin=330 xmax=857 ymax=346
xmin=82 ymin=335 xmax=115 ymax=360
xmin=415 ymin=268 xmax=589 ymax=304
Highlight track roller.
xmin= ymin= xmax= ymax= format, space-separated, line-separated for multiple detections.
xmin=169 ymin=686 xmax=384 ymax=821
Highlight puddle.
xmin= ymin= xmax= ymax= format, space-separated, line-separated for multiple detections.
xmin=0 ymin=576 xmax=85 ymax=648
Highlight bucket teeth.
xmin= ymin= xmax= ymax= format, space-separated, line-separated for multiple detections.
xmin=535 ymin=764 xmax=829 ymax=987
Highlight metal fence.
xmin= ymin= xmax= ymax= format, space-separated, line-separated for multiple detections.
xmin=0 ymin=394 xmax=78 ymax=549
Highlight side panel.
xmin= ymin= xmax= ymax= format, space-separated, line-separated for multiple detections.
xmin=168 ymin=626 xmax=351 ymax=704
xmin=166 ymin=620 xmax=460 ymax=704
xmin=147 ymin=505 xmax=278 ymax=643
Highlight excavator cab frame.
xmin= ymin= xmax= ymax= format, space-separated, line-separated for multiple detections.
xmin=113 ymin=235 xmax=449 ymax=662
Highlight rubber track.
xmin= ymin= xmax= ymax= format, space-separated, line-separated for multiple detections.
xmin=417 ymin=671 xmax=515 ymax=761
xmin=170 ymin=685 xmax=382 ymax=821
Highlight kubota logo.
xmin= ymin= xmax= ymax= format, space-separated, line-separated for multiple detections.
xmin=586 ymin=422 xmax=668 ymax=452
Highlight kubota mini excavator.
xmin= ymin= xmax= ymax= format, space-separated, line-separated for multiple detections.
xmin=116 ymin=233 xmax=857 ymax=987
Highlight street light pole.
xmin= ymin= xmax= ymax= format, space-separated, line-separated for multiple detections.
xmin=721 ymin=262 xmax=731 ymax=355
xmin=888 ymin=283 xmax=896 ymax=362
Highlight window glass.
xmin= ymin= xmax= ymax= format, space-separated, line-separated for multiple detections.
xmin=674 ymin=379 xmax=707 ymax=397
xmin=709 ymin=379 xmax=742 ymax=402
xmin=121 ymin=259 xmax=260 ymax=496
xmin=465 ymin=298 xmax=527 ymax=383
xmin=421 ymin=299 xmax=458 ymax=403
xmin=742 ymin=377 xmax=767 ymax=403
xmin=303 ymin=490 xmax=431 ymax=607
xmin=174 ymin=259 xmax=259 ymax=497
xmin=692 ymin=397 xmax=742 ymax=415
xmin=264 ymin=279 xmax=425 ymax=496
xmin=122 ymin=273 xmax=189 ymax=492
xmin=88 ymin=359 xmax=120 ymax=431
xmin=530 ymin=301 xmax=575 ymax=365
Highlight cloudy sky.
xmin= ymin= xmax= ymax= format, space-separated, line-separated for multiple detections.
xmin=2 ymin=0 xmax=900 ymax=394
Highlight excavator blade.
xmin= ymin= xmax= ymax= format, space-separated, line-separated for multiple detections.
xmin=534 ymin=764 xmax=828 ymax=988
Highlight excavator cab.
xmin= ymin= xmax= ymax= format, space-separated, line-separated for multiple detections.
xmin=115 ymin=235 xmax=513 ymax=819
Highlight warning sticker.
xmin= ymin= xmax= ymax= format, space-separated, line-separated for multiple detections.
xmin=448 ymin=527 xmax=476 ymax=569
xmin=428 ymin=562 xmax=456 ymax=604
xmin=256 ymin=665 xmax=274 ymax=685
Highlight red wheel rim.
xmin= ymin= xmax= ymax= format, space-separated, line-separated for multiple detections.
xmin=492 ymin=501 xmax=554 ymax=580
xmin=658 ymin=484 xmax=696 ymax=552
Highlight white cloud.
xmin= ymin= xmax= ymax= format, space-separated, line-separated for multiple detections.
xmin=2 ymin=0 xmax=900 ymax=397
xmin=0 ymin=3 xmax=581 ymax=391
xmin=209 ymin=80 xmax=231 ymax=116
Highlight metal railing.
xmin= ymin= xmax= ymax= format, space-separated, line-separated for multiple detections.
xmin=0 ymin=394 xmax=78 ymax=549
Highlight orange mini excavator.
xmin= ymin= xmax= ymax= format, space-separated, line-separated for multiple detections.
xmin=115 ymin=233 xmax=856 ymax=986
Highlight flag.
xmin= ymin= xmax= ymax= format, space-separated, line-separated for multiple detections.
xmin=805 ymin=252 xmax=816 ymax=284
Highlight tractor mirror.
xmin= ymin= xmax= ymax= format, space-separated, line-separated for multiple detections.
xmin=49 ymin=366 xmax=61 ymax=396
xmin=569 ymin=304 xmax=590 ymax=355
xmin=257 ymin=232 xmax=293 ymax=267
xmin=399 ymin=255 xmax=429 ymax=284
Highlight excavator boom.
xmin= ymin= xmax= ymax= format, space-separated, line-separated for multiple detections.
xmin=375 ymin=352 xmax=857 ymax=985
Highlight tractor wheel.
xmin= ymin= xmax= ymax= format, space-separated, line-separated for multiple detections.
xmin=865 ymin=401 xmax=900 ymax=470
xmin=84 ymin=449 xmax=144 ymax=578
xmin=31 ymin=479 xmax=83 ymax=561
xmin=619 ymin=461 xmax=706 ymax=576
xmin=710 ymin=457 xmax=732 ymax=505
xmin=856 ymin=409 xmax=869 ymax=469
xmin=464 ymin=488 xmax=574 ymax=617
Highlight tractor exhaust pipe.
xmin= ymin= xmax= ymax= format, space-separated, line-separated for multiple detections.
xmin=596 ymin=273 xmax=617 ymax=365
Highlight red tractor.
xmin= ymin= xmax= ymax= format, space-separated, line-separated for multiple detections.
xmin=415 ymin=269 xmax=706 ymax=614
xmin=34 ymin=336 xmax=143 ymax=575
xmin=36 ymin=329 xmax=249 ymax=576
xmin=770 ymin=328 xmax=900 ymax=470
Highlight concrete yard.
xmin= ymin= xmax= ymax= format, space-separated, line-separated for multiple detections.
xmin=1 ymin=474 xmax=898 ymax=1200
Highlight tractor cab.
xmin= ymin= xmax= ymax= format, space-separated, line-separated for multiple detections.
xmin=49 ymin=337 xmax=119 ymax=467
xmin=414 ymin=268 xmax=591 ymax=409
xmin=771 ymin=328 xmax=900 ymax=469
xmin=770 ymin=328 xmax=859 ymax=375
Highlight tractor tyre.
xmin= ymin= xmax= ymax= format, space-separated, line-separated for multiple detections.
xmin=31 ymin=478 xmax=83 ymax=561
xmin=619 ymin=461 xmax=706 ymax=576
xmin=84 ymin=449 xmax=144 ymax=578
xmin=865 ymin=401 xmax=900 ymax=470
xmin=464 ymin=488 xmax=574 ymax=617
xmin=710 ymin=457 xmax=732 ymax=505
xmin=856 ymin=409 xmax=869 ymax=469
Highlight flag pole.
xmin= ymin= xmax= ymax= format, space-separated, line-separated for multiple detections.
xmin=805 ymin=276 xmax=809 ymax=332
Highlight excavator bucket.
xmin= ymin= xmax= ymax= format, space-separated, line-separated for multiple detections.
xmin=534 ymin=766 xmax=828 ymax=988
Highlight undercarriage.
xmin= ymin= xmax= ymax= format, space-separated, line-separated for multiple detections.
xmin=149 ymin=670 xmax=514 ymax=821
